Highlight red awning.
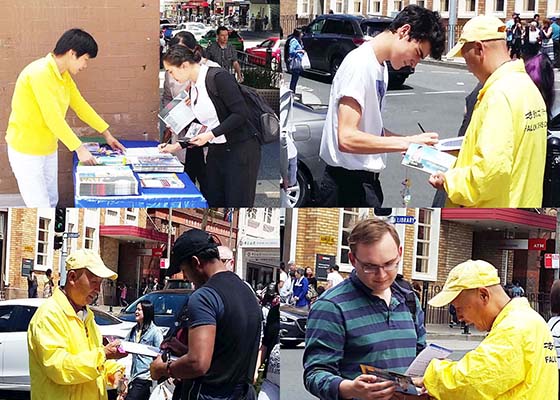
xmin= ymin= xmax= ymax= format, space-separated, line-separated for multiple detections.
xmin=202 ymin=2 xmax=209 ymax=6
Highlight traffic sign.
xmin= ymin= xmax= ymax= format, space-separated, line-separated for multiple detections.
xmin=390 ymin=216 xmax=416 ymax=224
xmin=64 ymin=232 xmax=80 ymax=239
xmin=545 ymin=254 xmax=560 ymax=269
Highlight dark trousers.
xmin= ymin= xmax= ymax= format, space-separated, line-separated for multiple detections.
xmin=127 ymin=379 xmax=152 ymax=400
xmin=185 ymin=146 xmax=207 ymax=198
xmin=205 ymin=137 xmax=261 ymax=207
xmin=181 ymin=382 xmax=255 ymax=400
xmin=290 ymin=69 xmax=301 ymax=92
xmin=554 ymin=40 xmax=560 ymax=67
xmin=319 ymin=165 xmax=383 ymax=207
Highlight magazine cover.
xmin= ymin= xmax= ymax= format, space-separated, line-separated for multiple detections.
xmin=138 ymin=173 xmax=185 ymax=189
xmin=360 ymin=365 xmax=420 ymax=395
xmin=402 ymin=144 xmax=457 ymax=174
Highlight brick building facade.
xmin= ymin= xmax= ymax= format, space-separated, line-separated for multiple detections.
xmin=0 ymin=0 xmax=161 ymax=206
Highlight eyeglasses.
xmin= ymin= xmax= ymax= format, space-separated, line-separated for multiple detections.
xmin=353 ymin=255 xmax=400 ymax=274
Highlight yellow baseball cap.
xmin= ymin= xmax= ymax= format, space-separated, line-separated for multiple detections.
xmin=446 ymin=15 xmax=507 ymax=59
xmin=428 ymin=260 xmax=500 ymax=307
xmin=66 ymin=249 xmax=118 ymax=280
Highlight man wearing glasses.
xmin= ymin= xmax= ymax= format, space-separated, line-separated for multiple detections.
xmin=303 ymin=218 xmax=426 ymax=400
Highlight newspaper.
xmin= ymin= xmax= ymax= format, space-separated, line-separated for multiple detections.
xmin=405 ymin=343 xmax=453 ymax=376
xmin=138 ymin=173 xmax=185 ymax=189
xmin=76 ymin=166 xmax=139 ymax=196
xmin=402 ymin=144 xmax=457 ymax=174
xmin=130 ymin=153 xmax=184 ymax=173
xmin=158 ymin=90 xmax=195 ymax=134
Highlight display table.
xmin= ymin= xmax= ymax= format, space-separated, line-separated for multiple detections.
xmin=74 ymin=140 xmax=207 ymax=208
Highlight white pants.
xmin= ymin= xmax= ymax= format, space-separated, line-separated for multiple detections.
xmin=7 ymin=146 xmax=58 ymax=207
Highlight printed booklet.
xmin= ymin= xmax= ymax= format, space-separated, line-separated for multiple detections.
xmin=138 ymin=173 xmax=185 ymax=189
xmin=158 ymin=90 xmax=195 ymax=134
xmin=402 ymin=144 xmax=457 ymax=174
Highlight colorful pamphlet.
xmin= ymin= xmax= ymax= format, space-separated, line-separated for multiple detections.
xmin=130 ymin=154 xmax=184 ymax=173
xmin=360 ymin=365 xmax=420 ymax=395
xmin=138 ymin=173 xmax=185 ymax=189
xmin=402 ymin=144 xmax=457 ymax=174
xmin=76 ymin=166 xmax=139 ymax=196
xmin=434 ymin=137 xmax=464 ymax=152
xmin=158 ymin=90 xmax=195 ymax=134
xmin=184 ymin=122 xmax=207 ymax=140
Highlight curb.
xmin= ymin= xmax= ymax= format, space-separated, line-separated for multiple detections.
xmin=427 ymin=332 xmax=486 ymax=341
xmin=421 ymin=58 xmax=469 ymax=70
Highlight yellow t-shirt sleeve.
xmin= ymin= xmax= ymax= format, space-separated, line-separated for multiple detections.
xmin=68 ymin=78 xmax=110 ymax=134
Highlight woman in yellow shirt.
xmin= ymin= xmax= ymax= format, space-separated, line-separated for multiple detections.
xmin=5 ymin=28 xmax=125 ymax=207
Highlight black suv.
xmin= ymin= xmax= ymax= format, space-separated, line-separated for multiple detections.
xmin=301 ymin=14 xmax=414 ymax=87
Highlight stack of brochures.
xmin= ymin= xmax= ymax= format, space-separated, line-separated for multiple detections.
xmin=130 ymin=154 xmax=184 ymax=173
xmin=76 ymin=166 xmax=139 ymax=196
xmin=138 ymin=173 xmax=185 ymax=189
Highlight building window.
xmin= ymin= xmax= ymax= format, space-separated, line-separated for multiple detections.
xmin=85 ymin=227 xmax=95 ymax=249
xmin=412 ymin=208 xmax=441 ymax=281
xmin=302 ymin=0 xmax=309 ymax=14
xmin=369 ymin=0 xmax=381 ymax=12
xmin=465 ymin=0 xmax=475 ymax=11
xmin=354 ymin=0 xmax=361 ymax=12
xmin=440 ymin=0 xmax=449 ymax=11
xmin=338 ymin=209 xmax=360 ymax=272
xmin=107 ymin=210 xmax=118 ymax=217
xmin=417 ymin=0 xmax=425 ymax=7
xmin=336 ymin=0 xmax=343 ymax=12
xmin=494 ymin=0 xmax=504 ymax=11
xmin=524 ymin=0 xmax=535 ymax=11
xmin=247 ymin=208 xmax=258 ymax=220
xmin=37 ymin=218 xmax=50 ymax=267
xmin=394 ymin=0 xmax=403 ymax=10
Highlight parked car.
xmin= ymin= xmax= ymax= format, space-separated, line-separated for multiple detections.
xmin=118 ymin=289 xmax=193 ymax=333
xmin=286 ymin=101 xmax=329 ymax=207
xmin=280 ymin=304 xmax=308 ymax=348
xmin=246 ymin=37 xmax=282 ymax=69
xmin=199 ymin=29 xmax=244 ymax=52
xmin=300 ymin=14 xmax=414 ymax=87
xmin=164 ymin=279 xmax=194 ymax=290
xmin=172 ymin=22 xmax=212 ymax=41
xmin=0 ymin=298 xmax=134 ymax=391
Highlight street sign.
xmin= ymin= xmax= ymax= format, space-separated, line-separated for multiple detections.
xmin=21 ymin=258 xmax=33 ymax=277
xmin=64 ymin=232 xmax=80 ymax=239
xmin=160 ymin=259 xmax=169 ymax=269
xmin=315 ymin=254 xmax=336 ymax=281
xmin=528 ymin=238 xmax=547 ymax=251
xmin=390 ymin=216 xmax=416 ymax=224
xmin=545 ymin=254 xmax=560 ymax=269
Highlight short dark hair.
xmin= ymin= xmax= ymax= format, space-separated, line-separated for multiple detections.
xmin=332 ymin=265 xmax=339 ymax=272
xmin=163 ymin=44 xmax=203 ymax=66
xmin=46 ymin=269 xmax=52 ymax=277
xmin=53 ymin=29 xmax=98 ymax=58
xmin=217 ymin=26 xmax=229 ymax=35
xmin=192 ymin=246 xmax=220 ymax=262
xmin=171 ymin=31 xmax=198 ymax=49
xmin=389 ymin=5 xmax=445 ymax=60
xmin=551 ymin=280 xmax=560 ymax=314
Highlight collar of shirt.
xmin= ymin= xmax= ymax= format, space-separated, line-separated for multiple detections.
xmin=46 ymin=52 xmax=65 ymax=82
xmin=349 ymin=269 xmax=405 ymax=306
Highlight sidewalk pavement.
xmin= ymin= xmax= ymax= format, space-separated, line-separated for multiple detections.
xmin=426 ymin=323 xmax=486 ymax=341
xmin=421 ymin=57 xmax=468 ymax=70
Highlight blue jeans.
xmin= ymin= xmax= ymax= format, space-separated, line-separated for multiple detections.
xmin=290 ymin=69 xmax=301 ymax=93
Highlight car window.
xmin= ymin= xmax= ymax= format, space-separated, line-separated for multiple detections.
xmin=92 ymin=308 xmax=122 ymax=326
xmin=12 ymin=305 xmax=37 ymax=332
xmin=259 ymin=39 xmax=274 ymax=48
xmin=124 ymin=293 xmax=189 ymax=316
xmin=0 ymin=305 xmax=16 ymax=333
xmin=323 ymin=19 xmax=355 ymax=36
xmin=308 ymin=19 xmax=325 ymax=34
xmin=361 ymin=21 xmax=390 ymax=37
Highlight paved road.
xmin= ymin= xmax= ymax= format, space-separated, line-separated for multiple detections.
xmin=280 ymin=336 xmax=483 ymax=400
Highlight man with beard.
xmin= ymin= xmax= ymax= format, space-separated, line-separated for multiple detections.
xmin=150 ymin=229 xmax=262 ymax=400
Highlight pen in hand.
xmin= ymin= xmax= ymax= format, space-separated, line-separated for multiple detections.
xmin=417 ymin=122 xmax=426 ymax=133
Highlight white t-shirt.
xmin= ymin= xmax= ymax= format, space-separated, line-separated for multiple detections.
xmin=327 ymin=271 xmax=344 ymax=288
xmin=319 ymin=42 xmax=389 ymax=172
xmin=280 ymin=274 xmax=293 ymax=297
xmin=548 ymin=316 xmax=560 ymax=369
xmin=193 ymin=64 xmax=226 ymax=144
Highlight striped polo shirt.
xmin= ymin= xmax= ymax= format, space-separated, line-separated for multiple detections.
xmin=303 ymin=270 xmax=426 ymax=400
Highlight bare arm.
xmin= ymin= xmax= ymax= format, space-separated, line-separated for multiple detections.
xmin=170 ymin=325 xmax=216 ymax=379
xmin=337 ymin=97 xmax=438 ymax=154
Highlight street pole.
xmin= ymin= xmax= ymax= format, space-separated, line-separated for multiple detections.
xmin=228 ymin=209 xmax=233 ymax=249
xmin=167 ymin=208 xmax=173 ymax=270
xmin=59 ymin=209 xmax=68 ymax=287
xmin=448 ymin=0 xmax=458 ymax=55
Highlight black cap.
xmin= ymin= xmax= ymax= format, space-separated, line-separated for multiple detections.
xmin=169 ymin=229 xmax=217 ymax=275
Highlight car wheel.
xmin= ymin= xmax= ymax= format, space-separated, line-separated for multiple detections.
xmin=330 ymin=57 xmax=343 ymax=78
xmin=281 ymin=340 xmax=302 ymax=348
xmin=285 ymin=169 xmax=310 ymax=207
xmin=388 ymin=74 xmax=407 ymax=89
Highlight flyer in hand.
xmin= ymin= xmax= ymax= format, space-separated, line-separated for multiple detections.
xmin=402 ymin=144 xmax=457 ymax=174
xmin=360 ymin=365 xmax=420 ymax=395
xmin=158 ymin=90 xmax=196 ymax=134
xmin=138 ymin=173 xmax=186 ymax=189
xmin=184 ymin=122 xmax=207 ymax=141
xmin=434 ymin=137 xmax=464 ymax=152
xmin=76 ymin=166 xmax=139 ymax=196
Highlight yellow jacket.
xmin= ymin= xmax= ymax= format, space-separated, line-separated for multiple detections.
xmin=6 ymin=53 xmax=109 ymax=155
xmin=444 ymin=60 xmax=547 ymax=207
xmin=424 ymin=298 xmax=558 ymax=399
xmin=28 ymin=287 xmax=123 ymax=400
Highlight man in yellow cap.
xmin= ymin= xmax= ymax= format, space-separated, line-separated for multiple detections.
xmin=27 ymin=249 xmax=128 ymax=400
xmin=428 ymin=15 xmax=547 ymax=207
xmin=416 ymin=259 xmax=558 ymax=399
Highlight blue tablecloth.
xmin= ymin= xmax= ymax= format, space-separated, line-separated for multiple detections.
xmin=74 ymin=140 xmax=208 ymax=208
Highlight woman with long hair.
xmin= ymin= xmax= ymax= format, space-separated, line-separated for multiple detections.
xmin=160 ymin=45 xmax=261 ymax=207
xmin=288 ymin=29 xmax=305 ymax=94
xmin=125 ymin=300 xmax=163 ymax=400
xmin=524 ymin=52 xmax=556 ymax=120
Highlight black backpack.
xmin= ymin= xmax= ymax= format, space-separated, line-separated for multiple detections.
xmin=206 ymin=67 xmax=279 ymax=145
xmin=393 ymin=274 xmax=418 ymax=323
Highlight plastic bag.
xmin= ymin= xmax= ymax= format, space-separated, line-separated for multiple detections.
xmin=148 ymin=379 xmax=175 ymax=400
xmin=301 ymin=52 xmax=311 ymax=70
